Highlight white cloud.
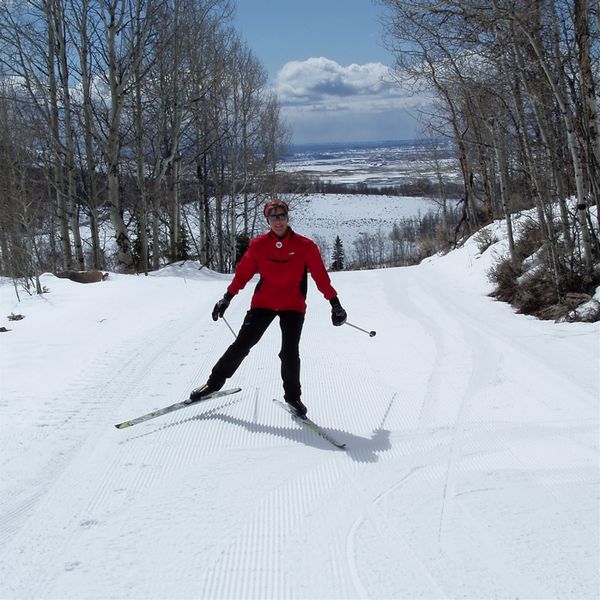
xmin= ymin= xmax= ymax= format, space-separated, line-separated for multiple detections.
xmin=274 ymin=57 xmax=430 ymax=143
xmin=277 ymin=57 xmax=386 ymax=100
xmin=275 ymin=57 xmax=414 ymax=112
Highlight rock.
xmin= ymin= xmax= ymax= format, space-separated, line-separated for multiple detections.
xmin=55 ymin=270 xmax=108 ymax=283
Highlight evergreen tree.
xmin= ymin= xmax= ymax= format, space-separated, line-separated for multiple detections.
xmin=330 ymin=235 xmax=345 ymax=271
xmin=235 ymin=233 xmax=250 ymax=266
xmin=176 ymin=224 xmax=190 ymax=261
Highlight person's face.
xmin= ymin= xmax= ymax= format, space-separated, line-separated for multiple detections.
xmin=267 ymin=209 xmax=289 ymax=238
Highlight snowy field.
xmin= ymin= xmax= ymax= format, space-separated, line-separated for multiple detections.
xmin=279 ymin=140 xmax=461 ymax=188
xmin=289 ymin=193 xmax=439 ymax=248
xmin=0 ymin=216 xmax=599 ymax=599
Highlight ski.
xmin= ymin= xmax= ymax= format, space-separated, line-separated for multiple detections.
xmin=115 ymin=388 xmax=242 ymax=429
xmin=273 ymin=399 xmax=346 ymax=449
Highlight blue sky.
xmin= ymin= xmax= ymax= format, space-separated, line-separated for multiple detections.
xmin=233 ymin=0 xmax=427 ymax=145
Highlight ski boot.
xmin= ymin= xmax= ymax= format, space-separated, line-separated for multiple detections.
xmin=186 ymin=384 xmax=216 ymax=404
xmin=286 ymin=398 xmax=307 ymax=418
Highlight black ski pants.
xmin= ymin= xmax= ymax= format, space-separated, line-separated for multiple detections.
xmin=207 ymin=308 xmax=305 ymax=401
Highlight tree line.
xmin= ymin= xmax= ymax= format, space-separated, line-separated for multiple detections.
xmin=0 ymin=0 xmax=289 ymax=284
xmin=315 ymin=203 xmax=464 ymax=273
xmin=380 ymin=0 xmax=600 ymax=300
xmin=279 ymin=174 xmax=465 ymax=199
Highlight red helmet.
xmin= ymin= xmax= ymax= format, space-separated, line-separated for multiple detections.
xmin=263 ymin=199 xmax=289 ymax=219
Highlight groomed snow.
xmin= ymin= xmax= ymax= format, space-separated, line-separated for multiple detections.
xmin=0 ymin=218 xmax=598 ymax=599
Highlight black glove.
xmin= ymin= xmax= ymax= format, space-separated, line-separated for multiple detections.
xmin=212 ymin=292 xmax=233 ymax=321
xmin=329 ymin=296 xmax=347 ymax=326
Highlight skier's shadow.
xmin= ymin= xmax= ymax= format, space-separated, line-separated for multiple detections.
xmin=200 ymin=411 xmax=390 ymax=462
xmin=119 ymin=399 xmax=391 ymax=463
xmin=225 ymin=413 xmax=391 ymax=462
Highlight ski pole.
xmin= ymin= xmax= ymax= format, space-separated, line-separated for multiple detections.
xmin=222 ymin=316 xmax=237 ymax=338
xmin=345 ymin=321 xmax=376 ymax=337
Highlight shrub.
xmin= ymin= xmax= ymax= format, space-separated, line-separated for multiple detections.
xmin=488 ymin=220 xmax=600 ymax=322
xmin=513 ymin=268 xmax=559 ymax=315
xmin=474 ymin=229 xmax=499 ymax=254
xmin=514 ymin=219 xmax=544 ymax=261
xmin=488 ymin=258 xmax=521 ymax=303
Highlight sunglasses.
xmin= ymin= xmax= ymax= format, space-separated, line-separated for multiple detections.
xmin=268 ymin=213 xmax=288 ymax=222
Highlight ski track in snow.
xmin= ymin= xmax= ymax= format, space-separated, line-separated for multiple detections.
xmin=0 ymin=242 xmax=599 ymax=599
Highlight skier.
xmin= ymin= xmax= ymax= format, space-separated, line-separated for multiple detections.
xmin=189 ymin=198 xmax=347 ymax=418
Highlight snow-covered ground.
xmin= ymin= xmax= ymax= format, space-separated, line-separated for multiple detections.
xmin=0 ymin=217 xmax=598 ymax=599
xmin=279 ymin=140 xmax=460 ymax=187
xmin=290 ymin=193 xmax=438 ymax=248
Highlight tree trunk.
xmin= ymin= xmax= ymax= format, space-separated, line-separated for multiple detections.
xmin=75 ymin=0 xmax=102 ymax=269
xmin=490 ymin=119 xmax=516 ymax=265
xmin=169 ymin=161 xmax=180 ymax=262
xmin=44 ymin=0 xmax=72 ymax=271
xmin=105 ymin=6 xmax=134 ymax=271
xmin=133 ymin=68 xmax=149 ymax=274
xmin=574 ymin=0 xmax=600 ymax=230
xmin=54 ymin=0 xmax=84 ymax=270
xmin=152 ymin=177 xmax=162 ymax=271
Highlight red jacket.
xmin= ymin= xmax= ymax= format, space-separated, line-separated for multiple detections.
xmin=227 ymin=228 xmax=337 ymax=313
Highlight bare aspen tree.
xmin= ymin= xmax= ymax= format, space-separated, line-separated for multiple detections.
xmin=574 ymin=0 xmax=600 ymax=228
xmin=222 ymin=39 xmax=272 ymax=266
xmin=145 ymin=0 xmax=234 ymax=269
xmin=44 ymin=0 xmax=73 ymax=271
xmin=422 ymin=135 xmax=453 ymax=241
xmin=0 ymin=0 xmax=75 ymax=269
xmin=131 ymin=0 xmax=153 ymax=274
xmin=99 ymin=0 xmax=133 ymax=270
xmin=0 ymin=94 xmax=17 ymax=277
xmin=149 ymin=17 xmax=178 ymax=270
xmin=381 ymin=1 xmax=482 ymax=235
xmin=505 ymin=2 xmax=594 ymax=273
xmin=0 ymin=90 xmax=43 ymax=288
xmin=161 ymin=0 xmax=184 ymax=265
xmin=53 ymin=0 xmax=85 ymax=269
xmin=93 ymin=0 xmax=159 ymax=271
xmin=184 ymin=1 xmax=234 ymax=268
xmin=489 ymin=116 xmax=517 ymax=265
xmin=238 ymin=52 xmax=266 ymax=238
xmin=69 ymin=0 xmax=103 ymax=269
xmin=505 ymin=16 xmax=573 ymax=253
xmin=259 ymin=93 xmax=290 ymax=196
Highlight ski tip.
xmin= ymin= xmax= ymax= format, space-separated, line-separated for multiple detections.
xmin=115 ymin=422 xmax=131 ymax=429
